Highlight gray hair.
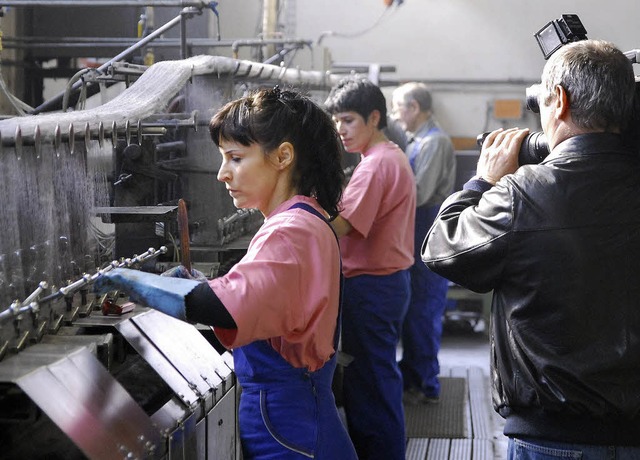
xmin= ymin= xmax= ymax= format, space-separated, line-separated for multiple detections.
xmin=541 ymin=39 xmax=635 ymax=132
xmin=394 ymin=82 xmax=433 ymax=113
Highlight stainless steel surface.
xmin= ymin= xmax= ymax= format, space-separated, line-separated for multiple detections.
xmin=116 ymin=312 xmax=201 ymax=408
xmin=131 ymin=310 xmax=214 ymax=411
xmin=0 ymin=344 xmax=164 ymax=459
xmin=206 ymin=386 xmax=237 ymax=460
xmin=133 ymin=310 xmax=232 ymax=394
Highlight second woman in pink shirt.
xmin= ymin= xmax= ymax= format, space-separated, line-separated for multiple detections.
xmin=325 ymin=77 xmax=417 ymax=460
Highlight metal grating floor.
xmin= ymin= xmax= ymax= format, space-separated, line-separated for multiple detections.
xmin=405 ymin=377 xmax=468 ymax=438
xmin=405 ymin=366 xmax=496 ymax=460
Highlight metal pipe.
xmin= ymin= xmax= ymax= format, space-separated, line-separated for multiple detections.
xmin=2 ymin=36 xmax=242 ymax=50
xmin=1 ymin=111 xmax=193 ymax=148
xmin=231 ymin=38 xmax=312 ymax=59
xmin=30 ymin=7 xmax=199 ymax=114
xmin=22 ymin=282 xmax=48 ymax=307
xmin=36 ymin=246 xmax=168 ymax=305
xmin=180 ymin=8 xmax=189 ymax=59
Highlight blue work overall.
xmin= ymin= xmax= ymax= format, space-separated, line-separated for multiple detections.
xmin=233 ymin=203 xmax=357 ymax=460
xmin=400 ymin=128 xmax=450 ymax=398
xmin=342 ymin=269 xmax=411 ymax=460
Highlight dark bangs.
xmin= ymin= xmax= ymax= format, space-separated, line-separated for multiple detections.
xmin=209 ymin=98 xmax=257 ymax=147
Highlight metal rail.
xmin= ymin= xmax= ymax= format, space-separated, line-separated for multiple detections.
xmin=0 ymin=246 xmax=168 ymax=324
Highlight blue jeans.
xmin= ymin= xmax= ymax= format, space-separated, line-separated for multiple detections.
xmin=508 ymin=438 xmax=640 ymax=460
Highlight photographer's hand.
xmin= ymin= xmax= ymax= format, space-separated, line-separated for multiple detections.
xmin=477 ymin=127 xmax=529 ymax=184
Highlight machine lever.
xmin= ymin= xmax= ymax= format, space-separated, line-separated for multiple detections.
xmin=178 ymin=199 xmax=192 ymax=273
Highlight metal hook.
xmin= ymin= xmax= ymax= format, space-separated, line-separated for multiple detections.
xmin=68 ymin=123 xmax=75 ymax=155
xmin=278 ymin=64 xmax=287 ymax=83
xmin=191 ymin=110 xmax=198 ymax=133
xmin=125 ymin=120 xmax=131 ymax=146
xmin=98 ymin=121 xmax=104 ymax=149
xmin=111 ymin=121 xmax=118 ymax=147
xmin=84 ymin=122 xmax=91 ymax=152
xmin=34 ymin=125 xmax=41 ymax=159
xmin=15 ymin=125 xmax=22 ymax=160
xmin=54 ymin=124 xmax=61 ymax=157
xmin=137 ymin=119 xmax=142 ymax=145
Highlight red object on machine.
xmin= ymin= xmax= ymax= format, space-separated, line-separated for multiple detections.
xmin=178 ymin=198 xmax=192 ymax=273
xmin=101 ymin=299 xmax=135 ymax=316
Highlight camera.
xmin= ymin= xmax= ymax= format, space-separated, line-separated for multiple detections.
xmin=477 ymin=14 xmax=588 ymax=165
xmin=478 ymin=14 xmax=640 ymax=164
xmin=476 ymin=131 xmax=549 ymax=166
xmin=533 ymin=14 xmax=588 ymax=59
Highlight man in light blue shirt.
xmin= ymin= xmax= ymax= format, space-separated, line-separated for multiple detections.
xmin=392 ymin=82 xmax=456 ymax=403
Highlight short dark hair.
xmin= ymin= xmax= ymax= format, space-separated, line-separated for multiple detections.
xmin=542 ymin=39 xmax=635 ymax=132
xmin=324 ymin=77 xmax=388 ymax=130
xmin=209 ymin=86 xmax=345 ymax=217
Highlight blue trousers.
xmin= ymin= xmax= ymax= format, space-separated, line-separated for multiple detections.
xmin=342 ymin=270 xmax=410 ymax=460
xmin=400 ymin=204 xmax=449 ymax=398
xmin=508 ymin=437 xmax=640 ymax=460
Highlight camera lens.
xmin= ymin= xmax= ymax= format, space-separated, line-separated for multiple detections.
xmin=476 ymin=130 xmax=550 ymax=166
xmin=519 ymin=131 xmax=549 ymax=165
xmin=526 ymin=84 xmax=541 ymax=113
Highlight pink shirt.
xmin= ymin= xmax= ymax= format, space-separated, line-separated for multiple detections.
xmin=209 ymin=196 xmax=341 ymax=372
xmin=340 ymin=141 xmax=416 ymax=277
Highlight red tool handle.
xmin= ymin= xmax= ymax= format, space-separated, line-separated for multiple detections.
xmin=177 ymin=199 xmax=192 ymax=273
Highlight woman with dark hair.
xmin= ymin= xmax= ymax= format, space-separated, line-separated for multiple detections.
xmin=324 ymin=77 xmax=416 ymax=460
xmin=95 ymin=86 xmax=357 ymax=459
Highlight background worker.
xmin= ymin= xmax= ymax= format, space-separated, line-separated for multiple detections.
xmin=423 ymin=39 xmax=640 ymax=458
xmin=325 ymin=76 xmax=416 ymax=460
xmin=95 ymin=87 xmax=358 ymax=460
xmin=391 ymin=82 xmax=456 ymax=404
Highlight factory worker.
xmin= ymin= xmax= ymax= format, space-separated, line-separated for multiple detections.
xmin=324 ymin=76 xmax=416 ymax=460
xmin=95 ymin=87 xmax=357 ymax=460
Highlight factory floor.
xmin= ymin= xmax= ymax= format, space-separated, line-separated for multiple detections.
xmin=398 ymin=317 xmax=509 ymax=460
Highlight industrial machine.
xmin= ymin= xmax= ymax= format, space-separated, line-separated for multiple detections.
xmin=0 ymin=3 xmax=352 ymax=458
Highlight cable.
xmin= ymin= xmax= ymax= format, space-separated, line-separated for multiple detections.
xmin=317 ymin=5 xmax=399 ymax=45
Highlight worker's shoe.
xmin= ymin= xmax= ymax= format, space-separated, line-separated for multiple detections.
xmin=403 ymin=387 xmax=440 ymax=405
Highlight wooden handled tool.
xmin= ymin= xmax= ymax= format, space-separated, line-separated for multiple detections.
xmin=177 ymin=198 xmax=192 ymax=273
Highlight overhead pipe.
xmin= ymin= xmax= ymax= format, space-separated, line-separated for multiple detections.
xmin=231 ymin=38 xmax=312 ymax=60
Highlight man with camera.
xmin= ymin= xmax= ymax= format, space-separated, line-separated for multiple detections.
xmin=423 ymin=39 xmax=640 ymax=458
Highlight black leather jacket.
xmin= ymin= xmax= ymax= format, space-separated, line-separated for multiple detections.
xmin=423 ymin=133 xmax=640 ymax=444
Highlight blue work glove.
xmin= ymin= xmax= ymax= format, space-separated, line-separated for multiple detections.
xmin=94 ymin=268 xmax=200 ymax=320
xmin=161 ymin=265 xmax=207 ymax=281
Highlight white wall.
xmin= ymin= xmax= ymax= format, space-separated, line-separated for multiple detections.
xmin=288 ymin=0 xmax=640 ymax=140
